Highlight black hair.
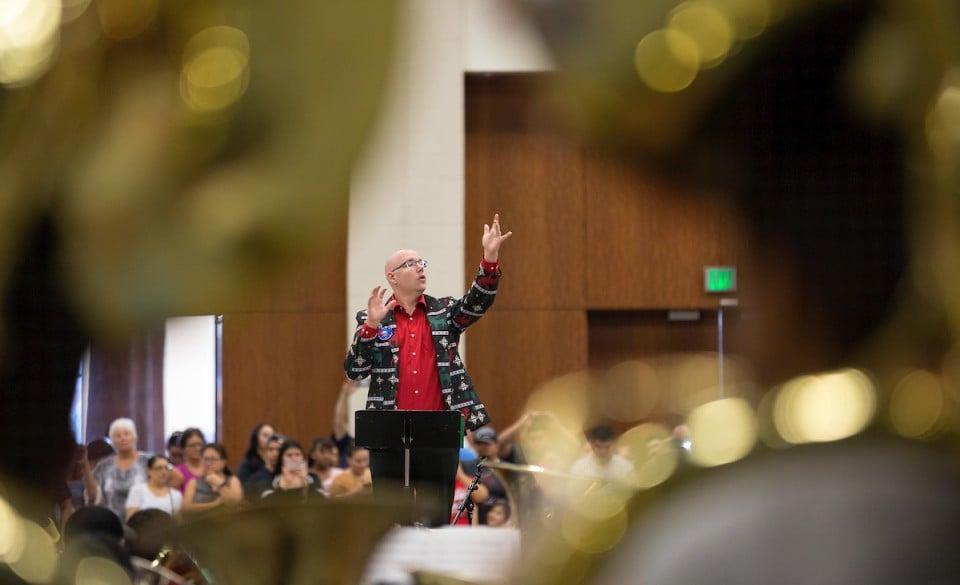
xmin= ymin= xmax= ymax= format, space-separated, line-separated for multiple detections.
xmin=166 ymin=431 xmax=182 ymax=449
xmin=274 ymin=439 xmax=306 ymax=476
xmin=126 ymin=509 xmax=176 ymax=560
xmin=586 ymin=425 xmax=616 ymax=442
xmin=202 ymin=443 xmax=234 ymax=476
xmin=308 ymin=437 xmax=338 ymax=467
xmin=178 ymin=427 xmax=206 ymax=450
xmin=63 ymin=506 xmax=124 ymax=544
xmin=146 ymin=455 xmax=169 ymax=470
xmin=243 ymin=423 xmax=272 ymax=463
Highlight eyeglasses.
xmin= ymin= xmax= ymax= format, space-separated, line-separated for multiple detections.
xmin=390 ymin=259 xmax=428 ymax=271
xmin=151 ymin=465 xmax=172 ymax=471
xmin=184 ymin=442 xmax=204 ymax=448
xmin=202 ymin=456 xmax=222 ymax=463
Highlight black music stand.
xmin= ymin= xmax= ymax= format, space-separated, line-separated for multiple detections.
xmin=355 ymin=410 xmax=464 ymax=526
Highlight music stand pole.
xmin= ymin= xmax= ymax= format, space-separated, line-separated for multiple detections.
xmin=451 ymin=457 xmax=486 ymax=525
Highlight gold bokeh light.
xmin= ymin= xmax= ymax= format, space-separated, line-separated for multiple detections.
xmin=8 ymin=520 xmax=57 ymax=584
xmin=561 ymin=491 xmax=630 ymax=555
xmin=926 ymin=75 xmax=960 ymax=160
xmin=686 ymin=397 xmax=757 ymax=467
xmin=889 ymin=369 xmax=946 ymax=439
xmin=634 ymin=28 xmax=701 ymax=93
xmin=619 ymin=422 xmax=678 ymax=488
xmin=0 ymin=0 xmax=61 ymax=87
xmin=773 ymin=369 xmax=876 ymax=444
xmin=75 ymin=557 xmax=133 ymax=585
xmin=599 ymin=361 xmax=661 ymax=422
xmin=181 ymin=26 xmax=251 ymax=114
xmin=667 ymin=1 xmax=734 ymax=68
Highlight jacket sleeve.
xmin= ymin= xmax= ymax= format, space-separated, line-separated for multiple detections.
xmin=344 ymin=310 xmax=375 ymax=380
xmin=449 ymin=262 xmax=501 ymax=333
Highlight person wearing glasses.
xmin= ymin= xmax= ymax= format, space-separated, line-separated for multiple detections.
xmin=182 ymin=444 xmax=242 ymax=516
xmin=124 ymin=455 xmax=182 ymax=520
xmin=345 ymin=213 xmax=512 ymax=428
xmin=344 ymin=213 xmax=512 ymax=525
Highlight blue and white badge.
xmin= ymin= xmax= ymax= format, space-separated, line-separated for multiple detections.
xmin=377 ymin=326 xmax=393 ymax=341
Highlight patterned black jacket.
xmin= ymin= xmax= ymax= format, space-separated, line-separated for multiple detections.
xmin=344 ymin=263 xmax=500 ymax=430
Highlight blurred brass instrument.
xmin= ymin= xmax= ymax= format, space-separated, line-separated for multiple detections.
xmin=173 ymin=499 xmax=411 ymax=585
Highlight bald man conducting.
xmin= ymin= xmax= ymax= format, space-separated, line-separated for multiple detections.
xmin=344 ymin=214 xmax=511 ymax=525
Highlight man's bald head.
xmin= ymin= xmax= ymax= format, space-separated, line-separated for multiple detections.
xmin=384 ymin=249 xmax=420 ymax=277
xmin=384 ymin=249 xmax=428 ymax=297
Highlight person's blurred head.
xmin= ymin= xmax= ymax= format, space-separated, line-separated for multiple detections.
xmin=486 ymin=499 xmax=510 ymax=527
xmin=346 ymin=446 xmax=370 ymax=476
xmin=473 ymin=427 xmax=499 ymax=458
xmin=63 ymin=506 xmax=124 ymax=545
xmin=309 ymin=438 xmax=339 ymax=470
xmin=85 ymin=438 xmax=115 ymax=465
xmin=165 ymin=431 xmax=183 ymax=466
xmin=265 ymin=434 xmax=285 ymax=471
xmin=275 ymin=440 xmax=306 ymax=475
xmin=145 ymin=455 xmax=172 ymax=487
xmin=125 ymin=508 xmax=176 ymax=560
xmin=244 ymin=423 xmax=275 ymax=462
xmin=107 ymin=418 xmax=137 ymax=455
xmin=201 ymin=443 xmax=230 ymax=476
xmin=178 ymin=428 xmax=207 ymax=464
xmin=585 ymin=425 xmax=617 ymax=463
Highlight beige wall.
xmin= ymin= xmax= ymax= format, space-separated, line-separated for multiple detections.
xmin=347 ymin=0 xmax=554 ymax=345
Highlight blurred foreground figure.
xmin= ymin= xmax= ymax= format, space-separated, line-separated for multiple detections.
xmin=518 ymin=0 xmax=960 ymax=583
xmin=0 ymin=0 xmax=396 ymax=524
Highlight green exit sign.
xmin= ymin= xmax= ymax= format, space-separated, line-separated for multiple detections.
xmin=704 ymin=266 xmax=737 ymax=293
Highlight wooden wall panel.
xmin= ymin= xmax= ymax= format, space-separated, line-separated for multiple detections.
xmin=464 ymin=309 xmax=589 ymax=430
xmin=221 ymin=311 xmax=346 ymax=470
xmin=466 ymin=75 xmax=585 ymax=310
xmin=588 ymin=309 xmax=743 ymax=371
xmin=464 ymin=73 xmax=749 ymax=429
xmin=584 ymin=151 xmax=748 ymax=309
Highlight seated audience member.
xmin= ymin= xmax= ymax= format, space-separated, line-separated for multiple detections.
xmin=464 ymin=428 xmax=510 ymax=525
xmin=261 ymin=440 xmax=324 ymax=502
xmin=332 ymin=378 xmax=361 ymax=468
xmin=328 ymin=446 xmax=372 ymax=499
xmin=450 ymin=462 xmax=489 ymax=526
xmin=125 ymin=455 xmax=183 ymax=520
xmin=165 ymin=431 xmax=184 ymax=467
xmin=485 ymin=499 xmax=511 ymax=528
xmin=236 ymin=423 xmax=276 ymax=483
xmin=242 ymin=433 xmax=284 ymax=503
xmin=169 ymin=428 xmax=206 ymax=492
xmin=182 ymin=444 xmax=242 ymax=516
xmin=89 ymin=418 xmax=150 ymax=519
xmin=308 ymin=438 xmax=343 ymax=497
xmin=71 ymin=438 xmax=116 ymax=510
xmin=568 ymin=425 xmax=634 ymax=482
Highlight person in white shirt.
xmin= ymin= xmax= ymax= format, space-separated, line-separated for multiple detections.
xmin=569 ymin=425 xmax=634 ymax=481
xmin=125 ymin=455 xmax=182 ymax=520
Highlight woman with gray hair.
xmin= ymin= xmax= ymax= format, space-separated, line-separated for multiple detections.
xmin=88 ymin=418 xmax=150 ymax=519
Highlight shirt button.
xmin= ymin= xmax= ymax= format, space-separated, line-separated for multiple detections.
xmin=411 ymin=333 xmax=415 ymax=338
xmin=414 ymin=390 xmax=419 ymax=394
xmin=412 ymin=352 xmax=416 ymax=356
xmin=413 ymin=370 xmax=418 ymax=374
